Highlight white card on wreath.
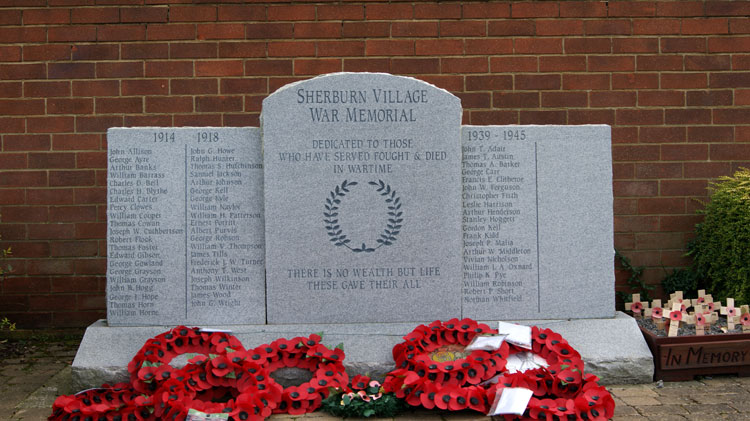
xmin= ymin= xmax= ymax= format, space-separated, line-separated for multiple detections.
xmin=465 ymin=334 xmax=507 ymax=351
xmin=497 ymin=321 xmax=532 ymax=349
xmin=487 ymin=387 xmax=534 ymax=416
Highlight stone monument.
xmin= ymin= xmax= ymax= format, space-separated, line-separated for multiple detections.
xmin=106 ymin=127 xmax=265 ymax=325
xmin=262 ymin=73 xmax=463 ymax=324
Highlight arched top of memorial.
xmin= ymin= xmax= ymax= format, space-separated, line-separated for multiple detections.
xmin=262 ymin=72 xmax=460 ymax=114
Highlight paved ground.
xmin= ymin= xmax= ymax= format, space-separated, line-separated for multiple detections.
xmin=3 ymin=337 xmax=750 ymax=420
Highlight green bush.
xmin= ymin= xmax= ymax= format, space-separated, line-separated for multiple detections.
xmin=689 ymin=168 xmax=750 ymax=304
xmin=661 ymin=267 xmax=699 ymax=297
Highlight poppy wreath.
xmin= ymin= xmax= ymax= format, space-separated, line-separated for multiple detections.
xmin=382 ymin=318 xmax=510 ymax=414
xmin=128 ymin=326 xmax=246 ymax=394
xmin=49 ymin=382 xmax=153 ymax=421
xmin=248 ymin=334 xmax=349 ymax=415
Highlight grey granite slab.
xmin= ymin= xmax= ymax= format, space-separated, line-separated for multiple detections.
xmin=262 ymin=73 xmax=463 ymax=323
xmin=461 ymin=125 xmax=614 ymax=320
xmin=71 ymin=313 xmax=653 ymax=390
xmin=106 ymin=127 xmax=265 ymax=325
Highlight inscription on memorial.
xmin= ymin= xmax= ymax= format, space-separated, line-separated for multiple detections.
xmin=461 ymin=125 xmax=614 ymax=320
xmin=264 ymin=73 xmax=463 ymax=323
xmin=107 ymin=128 xmax=265 ymax=326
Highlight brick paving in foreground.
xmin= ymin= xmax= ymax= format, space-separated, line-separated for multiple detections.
xmin=3 ymin=338 xmax=750 ymax=420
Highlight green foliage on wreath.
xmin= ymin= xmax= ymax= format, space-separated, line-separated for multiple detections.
xmin=321 ymin=390 xmax=408 ymax=418
xmin=688 ymin=167 xmax=750 ymax=304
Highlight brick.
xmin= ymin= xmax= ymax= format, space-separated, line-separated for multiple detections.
xmin=414 ymin=3 xmax=461 ymax=19
xmin=343 ymin=58 xmax=390 ymax=73
xmin=660 ymin=180 xmax=709 ymax=196
xmin=661 ymin=37 xmax=706 ymax=53
xmin=72 ymin=7 xmax=119 ymax=24
xmin=612 ymin=73 xmax=659 ymax=89
xmin=268 ymin=5 xmax=314 ymax=21
xmin=686 ymin=55 xmax=731 ymax=70
xmin=24 ymin=8 xmax=70 ymax=25
xmin=684 ymin=162 xmax=733 ymax=178
xmin=145 ymin=96 xmax=193 ymax=113
xmin=440 ymin=21 xmax=486 ymax=37
xmin=268 ymin=41 xmax=315 ymax=57
xmin=0 ymin=9 xmax=21 ymax=25
xmin=145 ymin=61 xmax=193 ymax=77
xmin=48 ymin=63 xmax=95 ymax=79
xmin=50 ymin=241 xmax=99 ymax=257
xmin=730 ymin=18 xmax=750 ymax=34
xmin=122 ymin=43 xmax=169 ymax=59
xmin=661 ymin=73 xmax=707 ymax=89
xmin=515 ymin=74 xmax=560 ymax=90
xmin=294 ymin=59 xmax=341 ymax=75
xmin=613 ymin=216 xmax=660 ymax=232
xmin=174 ymin=114 xmax=222 ymax=127
xmin=147 ymin=24 xmax=195 ymax=40
xmin=511 ymin=2 xmax=558 ymax=18
xmin=1 ymin=205 xmax=48 ymax=221
xmin=0 ymin=99 xmax=44 ymax=115
xmin=392 ymin=22 xmax=438 ymax=37
xmin=0 ymin=154 xmax=26 ymax=170
xmin=390 ymin=58 xmax=439 ymax=74
xmin=2 ymin=276 xmax=50 ymax=293
xmin=28 ymin=188 xmax=75 ymax=205
xmin=710 ymin=143 xmax=750 ymax=159
xmin=637 ymin=55 xmax=683 ymax=71
xmin=24 ymin=82 xmax=69 ymax=99
xmin=29 ymin=292 xmax=76 ymax=309
xmin=221 ymin=78 xmax=265 ymax=94
xmin=563 ymin=73 xmax=609 ymax=90
xmin=48 ymin=98 xmax=94 ymax=115
xmin=71 ymin=44 xmax=118 ymax=61
xmin=217 ymin=5 xmax=265 ymax=22
xmin=366 ymin=3 xmax=413 ymax=20
xmin=246 ymin=23 xmax=293 ymax=39
xmin=76 ymin=222 xmax=106 ymax=239
xmin=734 ymin=55 xmax=750 ymax=69
xmin=469 ymin=110 xmax=518 ymax=125
xmin=77 ymin=293 xmax=106 ymax=309
xmin=245 ymin=59 xmax=292 ymax=76
xmin=514 ymin=38 xmax=562 ymax=54
xmin=27 ymin=116 xmax=75 ymax=134
xmin=50 ymin=170 xmax=96 ymax=186
xmin=541 ymin=91 xmax=587 ymax=107
xmin=195 ymin=96 xmax=242 ymax=112
xmin=661 ymin=144 xmax=708 ymax=161
xmin=635 ymin=232 xmax=686 ymax=249
xmin=219 ymin=42 xmax=265 ymax=58
xmin=28 ymin=152 xmax=75 ymax=169
xmin=0 ymin=223 xmax=26 ymax=240
xmin=568 ymin=109 xmax=614 ymax=125
xmin=455 ymin=92 xmax=491 ymax=109
xmin=683 ymin=18 xmax=729 ymax=35
xmin=610 ymin=1 xmax=656 ymax=16
xmin=633 ymin=18 xmax=681 ymax=34
xmin=492 ymin=92 xmax=539 ymax=108
xmin=196 ymin=60 xmax=243 ymax=77
xmin=490 ymin=56 xmax=537 ymax=72
xmin=415 ymin=39 xmax=463 ymax=55
xmin=706 ymin=2 xmax=750 ymax=16
xmin=173 ymin=78 xmax=218 ymax=95
xmin=560 ymin=1 xmax=608 ymax=17
xmin=122 ymin=79 xmax=168 ymax=96
xmin=170 ymin=42 xmax=218 ymax=59
xmin=97 ymin=24 xmax=146 ymax=41
xmin=465 ymin=39 xmax=513 ymax=55
xmin=170 ymin=5 xmax=216 ymax=22
xmin=0 ymin=117 xmax=24 ymax=134
xmin=640 ymin=127 xmax=686 ymax=143
xmin=72 ymin=80 xmax=119 ymax=97
xmin=50 ymin=205 xmax=97 ymax=222
xmin=488 ymin=20 xmax=535 ymax=36
xmin=657 ymin=2 xmax=705 ymax=17
xmin=76 ymin=152 xmax=106 ymax=169
xmin=420 ymin=75 xmax=463 ymax=92
xmin=638 ymin=90 xmax=684 ymax=106
xmin=612 ymin=145 xmax=661 ymax=161
xmin=343 ymin=22 xmax=390 ymax=38
xmin=95 ymin=97 xmax=142 ymax=114
xmin=294 ymin=22 xmax=341 ymax=39
xmin=0 ymin=64 xmax=47 ymax=80
xmin=318 ymin=41 xmax=365 ymax=57
xmin=635 ymin=162 xmax=683 ymax=178
xmin=537 ymin=19 xmax=584 ymax=36
xmin=318 ymin=4 xmax=363 ymax=20
xmin=76 ymin=116 xmax=123 ymax=133
xmin=48 ymin=25 xmax=96 ymax=42
xmin=588 ymin=55 xmax=635 ymax=71
xmin=710 ymin=72 xmax=750 ymax=87
xmin=121 ymin=7 xmax=168 ymax=23
xmin=125 ymin=115 xmax=172 ymax=127
xmin=0 ymin=27 xmax=46 ymax=43
xmin=0 ymin=45 xmax=21 ymax=62
xmin=585 ymin=19 xmax=631 ymax=35
xmin=665 ymin=108 xmax=711 ymax=124
xmin=197 ymin=23 xmax=244 ymax=40
xmin=23 ymin=44 xmax=71 ymax=61
xmin=442 ymin=57 xmax=487 ymax=74
xmin=465 ymin=75 xmax=512 ymax=91
xmin=613 ymin=38 xmax=659 ymax=53
xmin=520 ymin=110 xmax=566 ymax=124
xmin=3 ymin=135 xmax=50 ymax=151
xmin=736 ymin=89 xmax=750 ymax=105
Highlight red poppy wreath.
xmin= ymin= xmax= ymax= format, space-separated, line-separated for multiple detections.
xmin=49 ymin=382 xmax=152 ymax=421
xmin=248 ymin=334 xmax=349 ymax=415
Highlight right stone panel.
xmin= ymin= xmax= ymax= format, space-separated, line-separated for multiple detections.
xmin=461 ymin=125 xmax=614 ymax=319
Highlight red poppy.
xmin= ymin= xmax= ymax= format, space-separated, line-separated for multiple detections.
xmin=696 ymin=313 xmax=706 ymax=326
xmin=434 ymin=385 xmax=456 ymax=410
xmin=728 ymin=307 xmax=738 ymax=317
xmin=631 ymin=302 xmax=643 ymax=314
xmin=351 ymin=374 xmax=371 ymax=390
xmin=670 ymin=310 xmax=683 ymax=321
xmin=210 ymin=354 xmax=234 ymax=378
xmin=742 ymin=313 xmax=750 ymax=326
xmin=528 ymin=398 xmax=558 ymax=419
xmin=652 ymin=307 xmax=663 ymax=318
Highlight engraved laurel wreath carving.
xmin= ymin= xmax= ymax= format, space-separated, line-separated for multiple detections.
xmin=324 ymin=179 xmax=403 ymax=253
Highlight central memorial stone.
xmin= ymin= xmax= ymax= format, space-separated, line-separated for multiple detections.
xmin=262 ymin=73 xmax=463 ymax=323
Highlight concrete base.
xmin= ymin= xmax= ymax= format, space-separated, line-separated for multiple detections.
xmin=72 ymin=312 xmax=653 ymax=390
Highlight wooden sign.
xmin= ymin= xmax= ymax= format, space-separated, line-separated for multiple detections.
xmin=662 ymin=340 xmax=750 ymax=370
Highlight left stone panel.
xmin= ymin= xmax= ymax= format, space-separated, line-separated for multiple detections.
xmin=106 ymin=127 xmax=265 ymax=326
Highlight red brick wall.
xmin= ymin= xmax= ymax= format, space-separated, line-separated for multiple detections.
xmin=1 ymin=1 xmax=749 ymax=328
